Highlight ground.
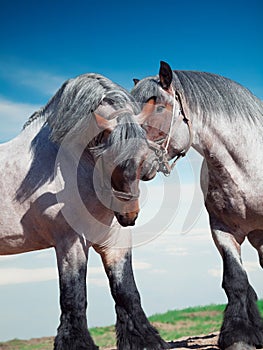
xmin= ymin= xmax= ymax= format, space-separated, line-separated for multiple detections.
xmin=166 ymin=333 xmax=220 ymax=350
xmin=0 ymin=333 xmax=220 ymax=350
xmin=103 ymin=333 xmax=220 ymax=350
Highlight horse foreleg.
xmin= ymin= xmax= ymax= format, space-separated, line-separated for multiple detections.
xmin=210 ymin=216 xmax=263 ymax=350
xmin=94 ymin=244 xmax=169 ymax=350
xmin=54 ymin=234 xmax=98 ymax=350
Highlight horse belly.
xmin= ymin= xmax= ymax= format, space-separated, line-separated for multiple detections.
xmin=0 ymin=182 xmax=53 ymax=255
xmin=0 ymin=200 xmax=54 ymax=255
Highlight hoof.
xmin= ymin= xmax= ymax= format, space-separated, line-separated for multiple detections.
xmin=225 ymin=342 xmax=256 ymax=350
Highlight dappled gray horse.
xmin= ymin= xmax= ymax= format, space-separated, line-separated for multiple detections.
xmin=0 ymin=73 xmax=168 ymax=349
xmin=131 ymin=61 xmax=263 ymax=350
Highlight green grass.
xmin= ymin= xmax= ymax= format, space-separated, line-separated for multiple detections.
xmin=89 ymin=326 xmax=116 ymax=347
xmin=0 ymin=337 xmax=53 ymax=349
xmin=149 ymin=301 xmax=263 ymax=342
xmin=0 ymin=301 xmax=262 ymax=349
xmin=149 ymin=303 xmax=226 ymax=340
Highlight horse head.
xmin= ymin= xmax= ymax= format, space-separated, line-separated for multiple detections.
xmin=89 ymin=103 xmax=160 ymax=227
xmin=132 ymin=61 xmax=193 ymax=173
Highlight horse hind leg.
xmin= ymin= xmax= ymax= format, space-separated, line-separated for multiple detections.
xmin=210 ymin=215 xmax=263 ymax=350
xmin=94 ymin=244 xmax=169 ymax=350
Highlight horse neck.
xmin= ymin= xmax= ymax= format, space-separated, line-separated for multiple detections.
xmin=190 ymin=112 xmax=263 ymax=173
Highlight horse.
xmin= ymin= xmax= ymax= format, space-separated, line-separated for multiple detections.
xmin=0 ymin=73 xmax=169 ymax=350
xmin=131 ymin=61 xmax=263 ymax=350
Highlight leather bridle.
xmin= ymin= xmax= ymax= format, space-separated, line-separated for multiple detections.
xmin=146 ymin=88 xmax=193 ymax=176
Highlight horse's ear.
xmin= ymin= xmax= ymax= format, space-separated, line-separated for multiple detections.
xmin=93 ymin=112 xmax=117 ymax=132
xmin=133 ymin=78 xmax=140 ymax=86
xmin=159 ymin=61 xmax=173 ymax=90
xmin=135 ymin=97 xmax=156 ymax=124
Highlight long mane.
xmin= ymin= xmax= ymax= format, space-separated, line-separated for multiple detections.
xmin=173 ymin=71 xmax=263 ymax=125
xmin=132 ymin=71 xmax=263 ymax=127
xmin=23 ymin=73 xmax=141 ymax=143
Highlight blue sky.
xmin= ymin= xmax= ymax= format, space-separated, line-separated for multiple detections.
xmin=0 ymin=0 xmax=262 ymax=342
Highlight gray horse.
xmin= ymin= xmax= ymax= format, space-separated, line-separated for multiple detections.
xmin=0 ymin=73 xmax=168 ymax=349
xmin=131 ymin=61 xmax=263 ymax=350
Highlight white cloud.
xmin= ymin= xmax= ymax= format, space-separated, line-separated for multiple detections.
xmin=0 ymin=267 xmax=57 ymax=285
xmin=0 ymin=265 xmax=109 ymax=287
xmin=0 ymin=97 xmax=39 ymax=122
xmin=166 ymin=246 xmax=189 ymax=256
xmin=0 ymin=97 xmax=40 ymax=140
xmin=208 ymin=268 xmax=222 ymax=277
xmin=18 ymin=70 xmax=65 ymax=96
xmin=0 ymin=63 xmax=65 ymax=96
xmin=133 ymin=261 xmax=151 ymax=270
xmin=243 ymin=260 xmax=261 ymax=272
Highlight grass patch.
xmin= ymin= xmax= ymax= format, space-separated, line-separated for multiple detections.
xmin=149 ymin=303 xmax=225 ymax=341
xmin=149 ymin=301 xmax=263 ymax=342
xmin=0 ymin=337 xmax=53 ymax=349
xmin=90 ymin=326 xmax=116 ymax=347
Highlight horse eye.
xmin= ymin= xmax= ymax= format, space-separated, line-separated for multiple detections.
xmin=156 ymin=105 xmax=165 ymax=113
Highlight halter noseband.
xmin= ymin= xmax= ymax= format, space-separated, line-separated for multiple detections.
xmin=111 ymin=188 xmax=140 ymax=201
xmin=147 ymin=87 xmax=193 ymax=176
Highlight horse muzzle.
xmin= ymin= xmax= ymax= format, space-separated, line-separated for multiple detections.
xmin=111 ymin=188 xmax=140 ymax=226
xmin=114 ymin=211 xmax=139 ymax=227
